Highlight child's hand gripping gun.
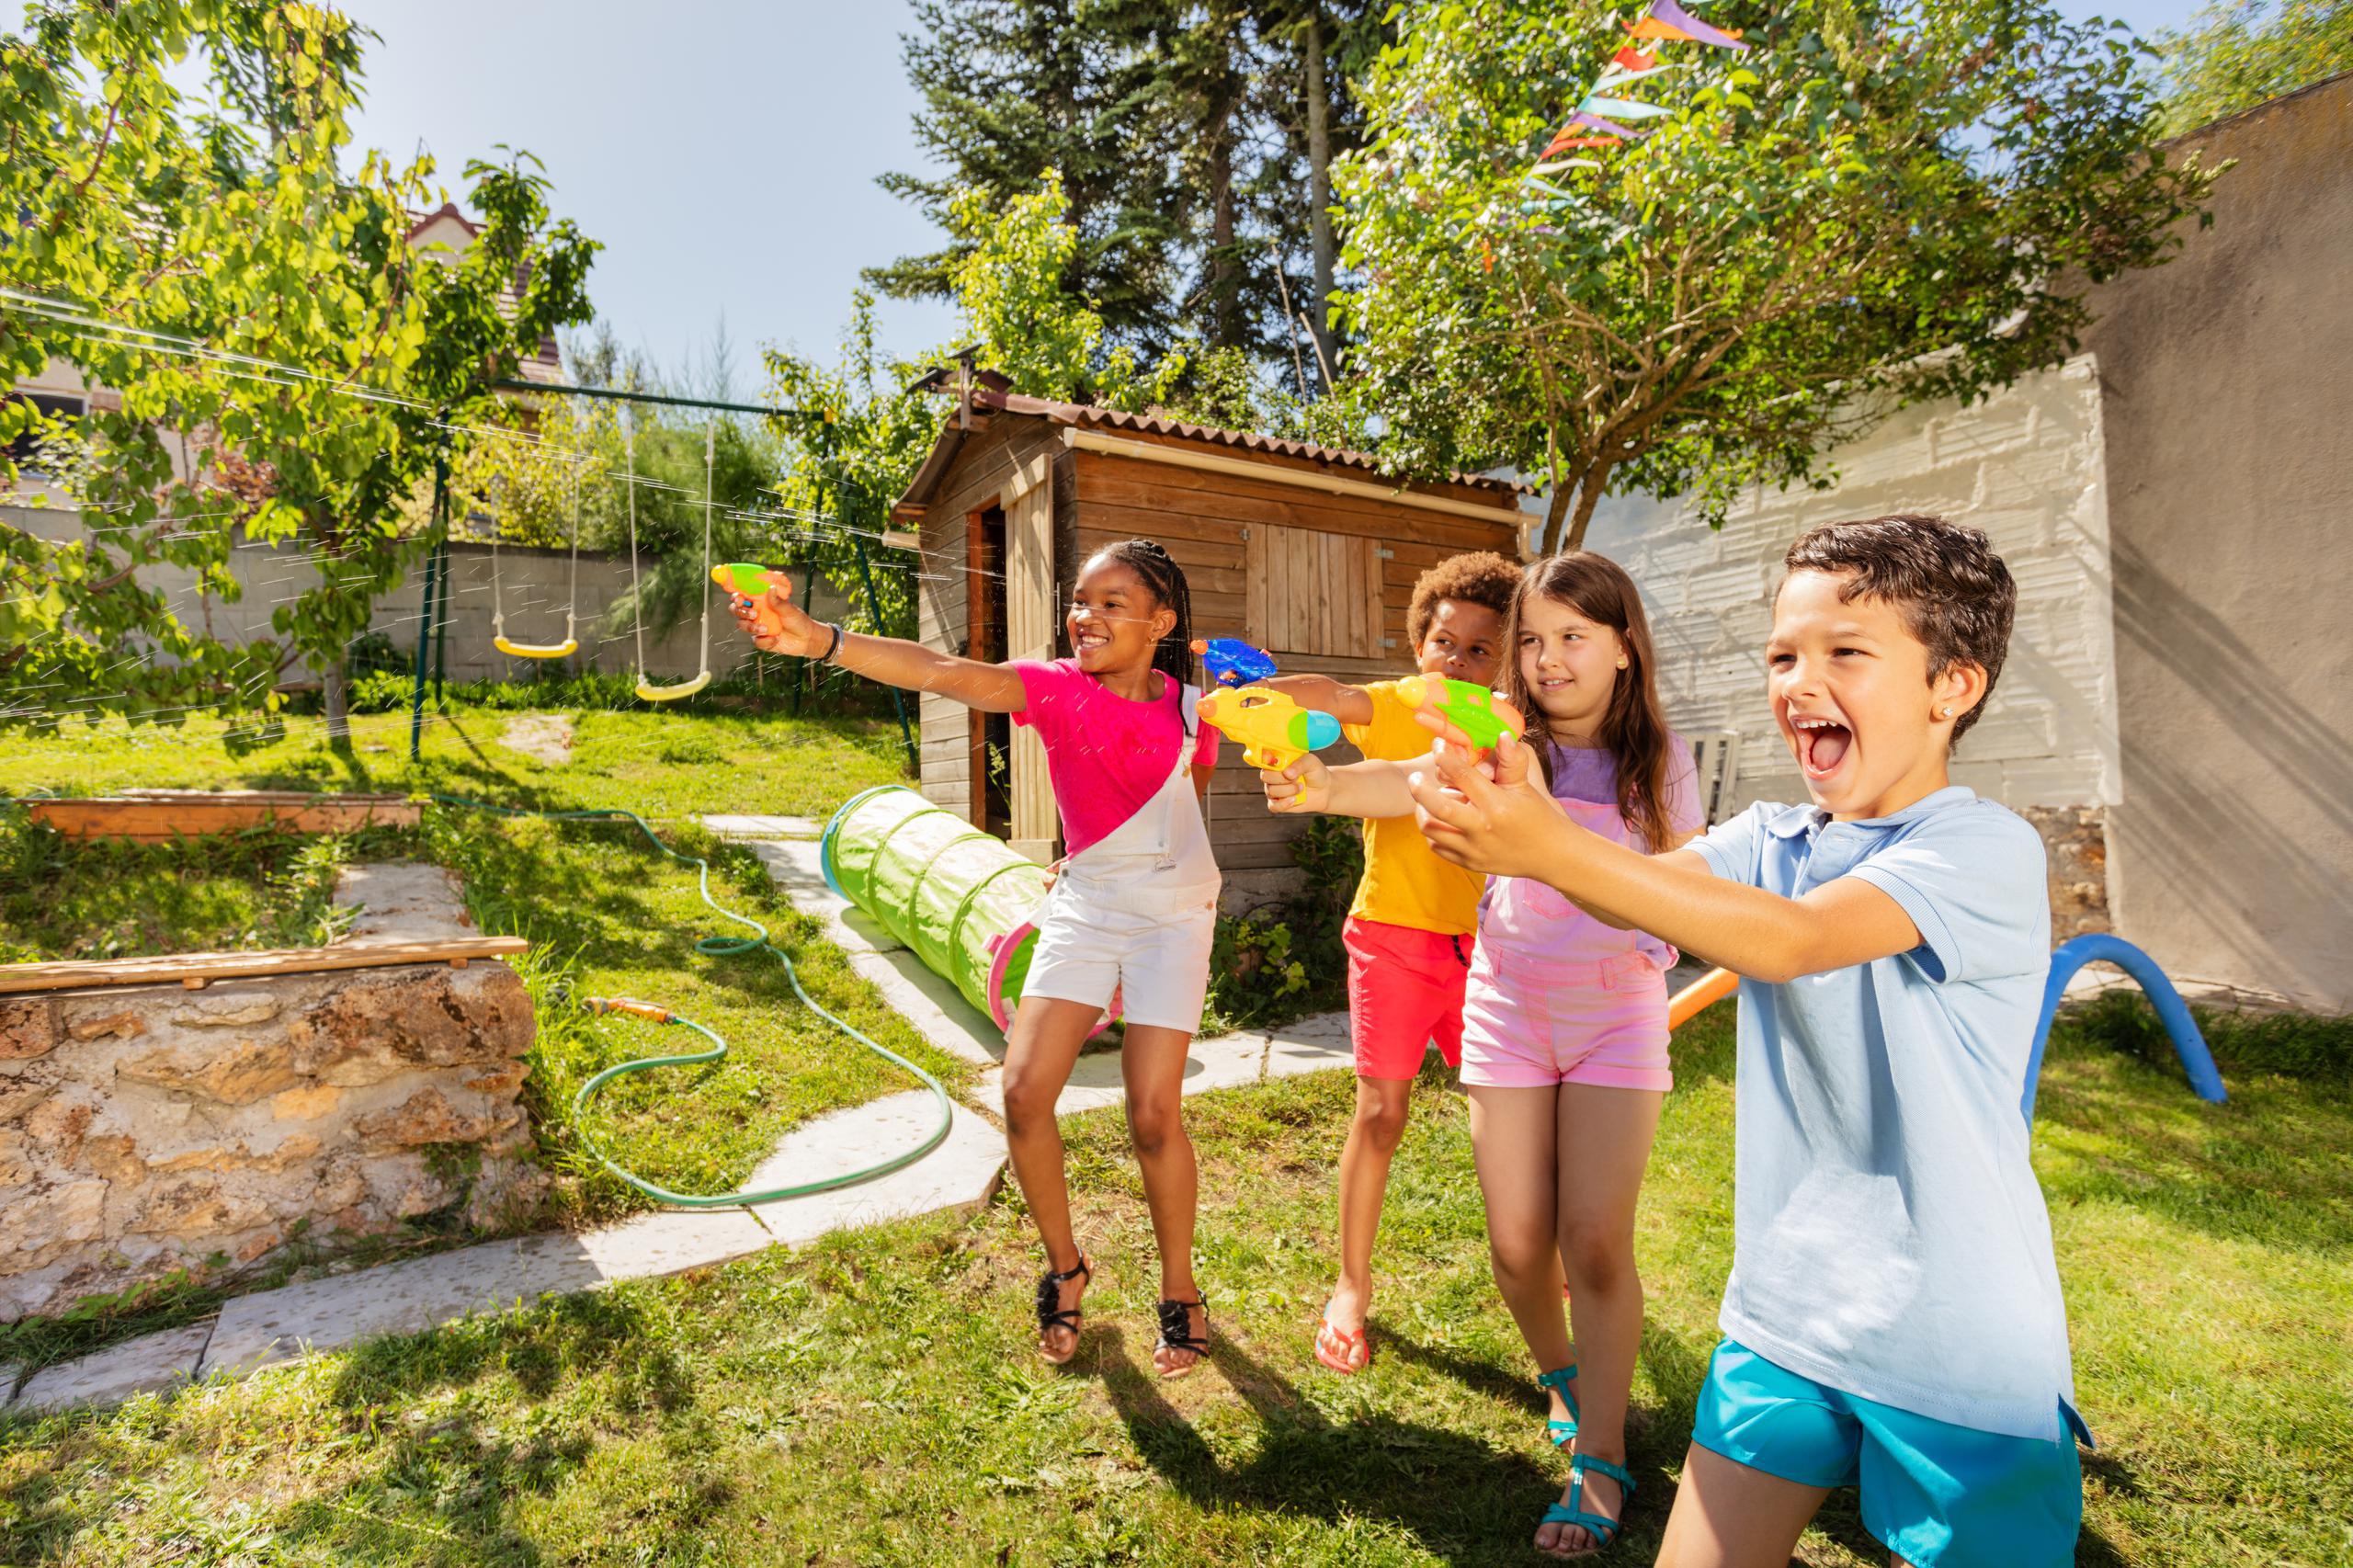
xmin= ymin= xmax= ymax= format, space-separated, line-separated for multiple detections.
xmin=714 ymin=562 xmax=787 ymax=642
xmin=1196 ymin=686 xmax=1343 ymax=772
xmin=1189 ymin=637 xmax=1278 ymax=689
xmin=1395 ymin=675 xmax=1529 ymax=752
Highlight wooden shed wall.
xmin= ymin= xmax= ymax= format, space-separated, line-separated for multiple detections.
xmin=1063 ymin=437 xmax=1523 ymax=873
xmin=914 ymin=415 xmax=1526 ymax=877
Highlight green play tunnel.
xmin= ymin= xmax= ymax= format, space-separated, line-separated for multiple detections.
xmin=819 ymin=786 xmax=1051 ymax=1030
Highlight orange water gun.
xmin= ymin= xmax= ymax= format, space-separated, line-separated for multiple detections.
xmin=714 ymin=562 xmax=789 ymax=642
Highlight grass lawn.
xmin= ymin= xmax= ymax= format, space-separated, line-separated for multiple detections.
xmin=1 ymin=1002 xmax=2344 ymax=1565
xmin=0 ymin=704 xmax=974 ymax=1363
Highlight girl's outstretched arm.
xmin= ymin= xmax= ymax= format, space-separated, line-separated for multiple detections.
xmin=1256 ymin=673 xmax=1377 ymax=728
xmin=1407 ymin=733 xmax=1919 ymax=983
xmin=735 ymin=580 xmax=1026 ymax=712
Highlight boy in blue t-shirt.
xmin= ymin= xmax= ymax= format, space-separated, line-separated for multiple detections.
xmin=1408 ymin=515 xmax=2084 ymax=1567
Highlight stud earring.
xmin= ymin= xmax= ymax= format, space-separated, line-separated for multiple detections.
xmin=1616 ymin=657 xmax=1629 ymax=670
xmin=1940 ymin=706 xmax=1954 ymax=718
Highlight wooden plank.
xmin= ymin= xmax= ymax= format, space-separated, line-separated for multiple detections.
xmin=1074 ymin=459 xmax=1519 ymax=551
xmin=1073 ymin=526 xmax=1247 ymax=574
xmin=0 ymin=937 xmax=531 ymax=996
xmin=1064 ymin=427 xmax=1527 ymax=517
xmin=1006 ymin=475 xmax=1058 ymax=847
xmin=28 ymin=795 xmax=420 ymax=841
xmin=1245 ymin=526 xmax=1267 ymax=645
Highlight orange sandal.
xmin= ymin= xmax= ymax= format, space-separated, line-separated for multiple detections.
xmin=1313 ymin=1316 xmax=1370 ymax=1374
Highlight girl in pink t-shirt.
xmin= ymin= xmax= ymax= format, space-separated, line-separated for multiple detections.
xmin=1262 ymin=552 xmax=1699 ymax=1554
xmin=732 ymin=539 xmax=1222 ymax=1379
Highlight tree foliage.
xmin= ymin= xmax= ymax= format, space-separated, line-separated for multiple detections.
xmin=2153 ymin=0 xmax=2352 ymax=134
xmin=1337 ymin=0 xmax=2222 ymax=552
xmin=0 ymin=1 xmax=597 ymax=734
xmin=870 ymin=0 xmax=1386 ymax=370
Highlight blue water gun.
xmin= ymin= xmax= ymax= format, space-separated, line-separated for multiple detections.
xmin=1190 ymin=637 xmax=1278 ymax=688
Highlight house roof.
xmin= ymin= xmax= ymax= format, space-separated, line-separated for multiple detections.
xmin=404 ymin=203 xmax=563 ymax=382
xmin=892 ymin=381 xmax=1531 ymax=522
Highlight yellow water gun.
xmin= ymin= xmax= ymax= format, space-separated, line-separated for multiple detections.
xmin=1197 ymin=686 xmax=1344 ymax=771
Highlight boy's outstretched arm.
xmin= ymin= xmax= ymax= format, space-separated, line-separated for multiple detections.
xmin=736 ymin=581 xmax=1025 ymax=712
xmin=1261 ymin=752 xmax=1421 ymax=820
xmin=1408 ymin=734 xmax=1921 ymax=983
xmin=1255 ymin=673 xmax=1377 ymax=728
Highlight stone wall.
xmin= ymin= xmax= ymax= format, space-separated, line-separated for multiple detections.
xmin=0 ymin=865 xmax=537 ymax=1324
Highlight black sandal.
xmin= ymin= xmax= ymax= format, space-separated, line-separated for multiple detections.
xmin=1154 ymin=1295 xmax=1211 ymax=1379
xmin=1035 ymin=1256 xmax=1091 ymax=1365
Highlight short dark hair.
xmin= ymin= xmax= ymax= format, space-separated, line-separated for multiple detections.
xmin=1406 ymin=551 xmax=1522 ymax=649
xmin=1781 ymin=515 xmax=2017 ymax=748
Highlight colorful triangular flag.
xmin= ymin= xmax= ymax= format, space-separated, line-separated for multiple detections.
xmin=1645 ymin=0 xmax=1748 ymax=50
xmin=1582 ymin=94 xmax=1675 ymax=119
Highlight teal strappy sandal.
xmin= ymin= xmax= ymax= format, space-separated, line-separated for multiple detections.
xmin=1540 ymin=1452 xmax=1635 ymax=1557
xmin=1537 ymin=1363 xmax=1581 ymax=1446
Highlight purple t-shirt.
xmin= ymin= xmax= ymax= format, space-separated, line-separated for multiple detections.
xmin=1480 ymin=735 xmax=1704 ymax=971
xmin=1010 ymin=659 xmax=1219 ymax=857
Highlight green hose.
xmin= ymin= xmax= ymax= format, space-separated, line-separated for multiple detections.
xmin=431 ymin=794 xmax=954 ymax=1209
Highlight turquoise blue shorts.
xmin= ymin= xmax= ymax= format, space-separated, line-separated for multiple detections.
xmin=1692 ymin=1339 xmax=2083 ymax=1568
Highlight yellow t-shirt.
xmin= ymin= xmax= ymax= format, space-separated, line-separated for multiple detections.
xmin=1341 ymin=680 xmax=1483 ymax=936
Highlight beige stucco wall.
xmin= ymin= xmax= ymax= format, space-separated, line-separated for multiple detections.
xmin=2078 ymin=75 xmax=2353 ymax=1012
xmin=1582 ymin=356 xmax=2122 ymax=821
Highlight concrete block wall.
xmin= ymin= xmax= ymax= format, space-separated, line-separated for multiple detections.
xmin=1584 ymin=356 xmax=2121 ymax=822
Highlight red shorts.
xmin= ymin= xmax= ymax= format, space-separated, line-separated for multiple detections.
xmin=1344 ymin=916 xmax=1474 ymax=1080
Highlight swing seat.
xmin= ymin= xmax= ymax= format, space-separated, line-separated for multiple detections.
xmin=635 ymin=672 xmax=712 ymax=703
xmin=494 ymin=635 xmax=580 ymax=660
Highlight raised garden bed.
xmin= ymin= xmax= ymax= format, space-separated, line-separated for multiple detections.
xmin=26 ymin=790 xmax=419 ymax=841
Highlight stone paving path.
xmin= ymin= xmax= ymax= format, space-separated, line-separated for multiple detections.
xmin=2 ymin=822 xmax=1353 ymax=1415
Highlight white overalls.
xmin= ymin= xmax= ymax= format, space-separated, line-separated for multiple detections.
xmin=1022 ymin=688 xmax=1222 ymax=1033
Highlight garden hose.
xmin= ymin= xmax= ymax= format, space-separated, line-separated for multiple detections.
xmin=430 ymin=794 xmax=954 ymax=1209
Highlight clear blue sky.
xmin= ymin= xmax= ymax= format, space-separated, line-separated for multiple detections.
xmin=335 ymin=0 xmax=2210 ymax=391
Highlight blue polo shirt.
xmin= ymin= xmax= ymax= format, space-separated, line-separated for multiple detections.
xmin=1690 ymin=786 xmax=2079 ymax=1442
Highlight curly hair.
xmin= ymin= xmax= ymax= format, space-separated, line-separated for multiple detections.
xmin=1405 ymin=551 xmax=1523 ymax=650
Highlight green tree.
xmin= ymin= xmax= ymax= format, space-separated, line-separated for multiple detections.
xmin=870 ymin=0 xmax=1384 ymax=371
xmin=2153 ymin=0 xmax=2352 ymax=134
xmin=1337 ymin=0 xmax=2222 ymax=553
xmin=1 ymin=1 xmax=597 ymax=736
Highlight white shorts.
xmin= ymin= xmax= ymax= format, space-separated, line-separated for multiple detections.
xmin=1025 ymin=878 xmax=1219 ymax=1034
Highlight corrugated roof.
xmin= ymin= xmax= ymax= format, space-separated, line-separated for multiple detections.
xmin=892 ymin=382 xmax=1530 ymax=520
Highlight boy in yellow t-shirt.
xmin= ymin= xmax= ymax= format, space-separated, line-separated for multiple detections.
xmin=1257 ymin=551 xmax=1523 ymax=1375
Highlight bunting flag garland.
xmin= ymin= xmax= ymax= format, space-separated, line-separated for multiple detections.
xmin=1581 ymin=94 xmax=1676 ymax=119
xmin=1509 ymin=0 xmax=1759 ymax=228
xmin=1648 ymin=0 xmax=1749 ymax=50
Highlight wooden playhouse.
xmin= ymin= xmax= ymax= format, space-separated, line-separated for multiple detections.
xmin=888 ymin=373 xmax=1528 ymax=896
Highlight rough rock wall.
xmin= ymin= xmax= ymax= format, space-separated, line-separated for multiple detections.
xmin=0 ymin=866 xmax=537 ymax=1323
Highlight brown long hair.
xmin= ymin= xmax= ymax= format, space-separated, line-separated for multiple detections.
xmin=1499 ymin=552 xmax=1679 ymax=853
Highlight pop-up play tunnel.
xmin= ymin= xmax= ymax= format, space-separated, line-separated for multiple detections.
xmin=819 ymin=786 xmax=1052 ymax=1031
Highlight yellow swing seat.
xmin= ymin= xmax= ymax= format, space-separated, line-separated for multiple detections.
xmin=635 ymin=672 xmax=711 ymax=703
xmin=494 ymin=634 xmax=580 ymax=660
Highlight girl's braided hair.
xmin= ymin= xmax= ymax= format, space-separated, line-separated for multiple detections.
xmin=1087 ymin=539 xmax=1199 ymax=730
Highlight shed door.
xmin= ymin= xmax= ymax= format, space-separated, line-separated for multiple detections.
xmin=1004 ymin=467 xmax=1058 ymax=860
xmin=1245 ymin=525 xmax=1385 ymax=659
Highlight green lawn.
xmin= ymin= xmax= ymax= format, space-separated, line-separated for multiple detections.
xmin=1 ymin=1005 xmax=2344 ymax=1565
xmin=0 ymin=705 xmax=972 ymax=1361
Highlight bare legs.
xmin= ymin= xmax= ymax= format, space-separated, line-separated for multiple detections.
xmin=998 ymin=996 xmax=1204 ymax=1373
xmin=1319 ymin=1074 xmax=1415 ymax=1369
xmin=1468 ymin=1082 xmax=1665 ymax=1557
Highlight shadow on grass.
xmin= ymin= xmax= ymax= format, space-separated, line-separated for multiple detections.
xmin=1098 ymin=1323 xmax=1563 ymax=1562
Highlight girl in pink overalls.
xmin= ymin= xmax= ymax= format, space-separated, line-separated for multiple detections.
xmin=733 ymin=539 xmax=1222 ymax=1379
xmin=1261 ymin=551 xmax=1699 ymax=1555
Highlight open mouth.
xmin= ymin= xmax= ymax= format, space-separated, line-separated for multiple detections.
xmin=1074 ymin=631 xmax=1109 ymax=653
xmin=1790 ymin=715 xmax=1853 ymax=778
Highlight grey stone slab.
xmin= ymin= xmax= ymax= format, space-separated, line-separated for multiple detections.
xmin=739 ymin=839 xmax=902 ymax=954
xmin=1262 ymin=1011 xmax=1355 ymax=1082
xmin=199 ymin=1207 xmax=773 ymax=1377
xmin=744 ymin=1090 xmax=1006 ymax=1247
xmin=969 ymin=1028 xmax=1274 ymax=1119
xmin=14 ymin=1322 xmax=213 ymax=1412
xmin=0 ymin=1361 xmax=19 ymax=1404
xmin=844 ymin=949 xmax=1006 ymax=1068
xmin=335 ymin=861 xmax=473 ymax=943
xmin=702 ymin=813 xmax=823 ymax=840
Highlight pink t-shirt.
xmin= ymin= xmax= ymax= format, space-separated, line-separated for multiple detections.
xmin=1011 ymin=659 xmax=1220 ymax=857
